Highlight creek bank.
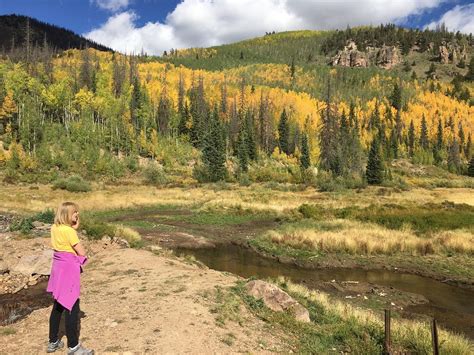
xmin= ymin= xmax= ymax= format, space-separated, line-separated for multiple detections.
xmin=244 ymin=239 xmax=474 ymax=291
xmin=174 ymin=242 xmax=474 ymax=339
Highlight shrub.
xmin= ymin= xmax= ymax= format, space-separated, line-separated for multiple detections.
xmin=115 ymin=225 xmax=143 ymax=248
xmin=125 ymin=155 xmax=140 ymax=173
xmin=81 ymin=218 xmax=116 ymax=240
xmin=9 ymin=208 xmax=55 ymax=233
xmin=32 ymin=208 xmax=55 ymax=224
xmin=52 ymin=175 xmax=91 ymax=192
xmin=143 ymin=163 xmax=168 ymax=185
xmin=316 ymin=171 xmax=367 ymax=191
xmin=238 ymin=173 xmax=251 ymax=186
xmin=192 ymin=164 xmax=211 ymax=183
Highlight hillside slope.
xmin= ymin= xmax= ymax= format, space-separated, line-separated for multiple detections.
xmin=0 ymin=15 xmax=111 ymax=53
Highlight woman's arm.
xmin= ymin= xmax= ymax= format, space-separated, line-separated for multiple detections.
xmin=73 ymin=242 xmax=87 ymax=257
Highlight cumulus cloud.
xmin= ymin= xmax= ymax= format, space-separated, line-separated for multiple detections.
xmin=92 ymin=0 xmax=130 ymax=12
xmin=85 ymin=0 xmax=446 ymax=55
xmin=426 ymin=4 xmax=474 ymax=34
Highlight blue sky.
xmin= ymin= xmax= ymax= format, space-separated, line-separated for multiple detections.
xmin=0 ymin=0 xmax=473 ymax=55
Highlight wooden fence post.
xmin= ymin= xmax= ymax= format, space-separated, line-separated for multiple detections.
xmin=384 ymin=309 xmax=391 ymax=355
xmin=431 ymin=318 xmax=439 ymax=355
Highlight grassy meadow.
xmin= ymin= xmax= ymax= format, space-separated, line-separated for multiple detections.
xmin=2 ymin=181 xmax=473 ymax=281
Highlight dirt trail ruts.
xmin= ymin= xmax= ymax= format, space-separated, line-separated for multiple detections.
xmin=0 ymin=245 xmax=288 ymax=354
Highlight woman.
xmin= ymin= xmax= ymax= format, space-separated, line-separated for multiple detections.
xmin=46 ymin=202 xmax=94 ymax=354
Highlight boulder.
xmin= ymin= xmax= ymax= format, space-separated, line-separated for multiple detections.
xmin=11 ymin=249 xmax=53 ymax=276
xmin=439 ymin=45 xmax=450 ymax=64
xmin=375 ymin=45 xmax=402 ymax=69
xmin=31 ymin=221 xmax=45 ymax=228
xmin=245 ymin=280 xmax=310 ymax=323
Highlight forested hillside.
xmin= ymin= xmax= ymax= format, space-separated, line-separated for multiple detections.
xmin=0 ymin=14 xmax=111 ymax=59
xmin=0 ymin=20 xmax=473 ymax=189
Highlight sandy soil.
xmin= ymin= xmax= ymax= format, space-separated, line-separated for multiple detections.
xmin=0 ymin=238 xmax=289 ymax=354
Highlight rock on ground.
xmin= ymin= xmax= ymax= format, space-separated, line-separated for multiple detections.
xmin=245 ymin=280 xmax=311 ymax=323
xmin=11 ymin=249 xmax=53 ymax=276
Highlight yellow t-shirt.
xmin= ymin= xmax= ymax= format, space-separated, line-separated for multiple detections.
xmin=51 ymin=224 xmax=80 ymax=254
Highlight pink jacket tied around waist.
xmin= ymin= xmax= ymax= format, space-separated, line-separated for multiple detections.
xmin=47 ymin=251 xmax=87 ymax=311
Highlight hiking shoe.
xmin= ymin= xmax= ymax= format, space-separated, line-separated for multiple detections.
xmin=67 ymin=344 xmax=94 ymax=355
xmin=46 ymin=339 xmax=64 ymax=353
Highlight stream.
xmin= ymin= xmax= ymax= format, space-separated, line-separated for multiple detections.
xmin=175 ymin=243 xmax=474 ymax=339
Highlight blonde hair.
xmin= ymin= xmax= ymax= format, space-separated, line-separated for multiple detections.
xmin=54 ymin=202 xmax=79 ymax=226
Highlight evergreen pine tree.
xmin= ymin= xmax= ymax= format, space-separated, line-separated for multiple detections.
xmin=369 ymin=102 xmax=380 ymax=130
xmin=178 ymin=102 xmax=190 ymax=136
xmin=390 ymin=82 xmax=402 ymax=111
xmin=177 ymin=73 xmax=185 ymax=115
xmin=436 ymin=118 xmax=443 ymax=150
xmin=447 ymin=139 xmax=461 ymax=173
xmin=130 ymin=76 xmax=144 ymax=135
xmin=468 ymin=157 xmax=474 ymax=177
xmin=278 ymin=109 xmax=289 ymax=155
xmin=189 ymin=77 xmax=207 ymax=147
xmin=458 ymin=122 xmax=465 ymax=154
xmin=202 ymin=107 xmax=227 ymax=181
xmin=156 ymin=90 xmax=171 ymax=135
xmin=419 ymin=114 xmax=429 ymax=150
xmin=366 ymin=138 xmax=384 ymax=185
xmin=394 ymin=109 xmax=402 ymax=143
xmin=465 ymin=56 xmax=474 ymax=82
xmin=237 ymin=122 xmax=249 ymax=173
xmin=465 ymin=134 xmax=472 ymax=160
xmin=408 ymin=119 xmax=415 ymax=157
xmin=339 ymin=110 xmax=351 ymax=174
xmin=300 ymin=133 xmax=310 ymax=170
xmin=319 ymin=77 xmax=341 ymax=175
xmin=390 ymin=128 xmax=399 ymax=159
xmin=348 ymin=115 xmax=363 ymax=174
xmin=244 ymin=110 xmax=257 ymax=161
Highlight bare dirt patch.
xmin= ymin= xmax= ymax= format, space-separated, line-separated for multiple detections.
xmin=0 ymin=240 xmax=290 ymax=354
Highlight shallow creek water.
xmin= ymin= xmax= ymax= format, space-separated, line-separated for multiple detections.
xmin=175 ymin=244 xmax=474 ymax=339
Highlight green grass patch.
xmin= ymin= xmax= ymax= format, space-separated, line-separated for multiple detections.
xmin=0 ymin=327 xmax=16 ymax=336
xmin=342 ymin=201 xmax=474 ymax=235
xmin=298 ymin=201 xmax=474 ymax=235
xmin=84 ymin=204 xmax=181 ymax=220
xmin=9 ymin=208 xmax=55 ymax=233
xmin=178 ymin=211 xmax=266 ymax=226
xmin=52 ymin=175 xmax=91 ymax=192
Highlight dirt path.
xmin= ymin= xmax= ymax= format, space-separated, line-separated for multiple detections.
xmin=0 ymin=240 xmax=289 ymax=354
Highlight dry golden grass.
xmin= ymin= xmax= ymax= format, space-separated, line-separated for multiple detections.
xmin=280 ymin=278 xmax=473 ymax=354
xmin=266 ymin=219 xmax=474 ymax=256
xmin=114 ymin=225 xmax=141 ymax=245
xmin=1 ymin=183 xmax=473 ymax=215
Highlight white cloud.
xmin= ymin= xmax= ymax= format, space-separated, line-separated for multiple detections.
xmin=85 ymin=0 xmax=446 ymax=55
xmin=92 ymin=0 xmax=130 ymax=12
xmin=426 ymin=4 xmax=474 ymax=34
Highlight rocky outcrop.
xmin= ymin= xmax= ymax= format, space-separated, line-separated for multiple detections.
xmin=245 ymin=280 xmax=311 ymax=323
xmin=375 ymin=45 xmax=402 ymax=69
xmin=332 ymin=40 xmax=401 ymax=69
xmin=331 ymin=41 xmax=368 ymax=68
xmin=438 ymin=42 xmax=468 ymax=64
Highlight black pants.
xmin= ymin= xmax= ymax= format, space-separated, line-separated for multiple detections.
xmin=49 ymin=299 xmax=80 ymax=348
